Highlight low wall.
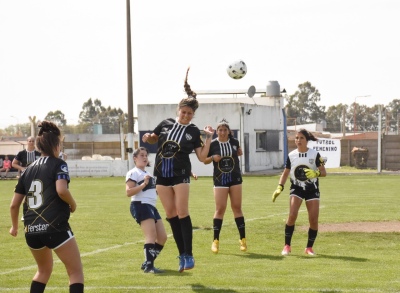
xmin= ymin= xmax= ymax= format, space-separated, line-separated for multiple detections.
xmin=67 ymin=160 xmax=129 ymax=177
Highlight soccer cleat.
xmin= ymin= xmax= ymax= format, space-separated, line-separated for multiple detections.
xmin=184 ymin=255 xmax=195 ymax=270
xmin=281 ymin=245 xmax=291 ymax=256
xmin=178 ymin=255 xmax=185 ymax=273
xmin=211 ymin=240 xmax=219 ymax=254
xmin=239 ymin=238 xmax=247 ymax=252
xmin=140 ymin=261 xmax=146 ymax=270
xmin=305 ymin=247 xmax=316 ymax=256
xmin=143 ymin=266 xmax=164 ymax=274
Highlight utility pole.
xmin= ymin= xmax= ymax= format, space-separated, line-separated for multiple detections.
xmin=126 ymin=0 xmax=134 ymax=170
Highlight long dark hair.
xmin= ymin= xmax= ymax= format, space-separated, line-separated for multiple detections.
xmin=298 ymin=128 xmax=317 ymax=141
xmin=36 ymin=120 xmax=61 ymax=157
xmin=178 ymin=67 xmax=199 ymax=112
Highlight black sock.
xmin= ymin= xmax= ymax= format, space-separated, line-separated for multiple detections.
xmin=235 ymin=216 xmax=246 ymax=239
xmin=180 ymin=215 xmax=193 ymax=256
xmin=154 ymin=242 xmax=164 ymax=260
xmin=213 ymin=218 xmax=223 ymax=240
xmin=167 ymin=216 xmax=185 ymax=255
xmin=69 ymin=283 xmax=84 ymax=293
xmin=143 ymin=243 xmax=155 ymax=268
xmin=307 ymin=228 xmax=318 ymax=248
xmin=30 ymin=281 xmax=46 ymax=293
xmin=285 ymin=224 xmax=295 ymax=246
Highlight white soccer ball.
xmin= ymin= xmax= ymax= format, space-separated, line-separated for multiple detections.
xmin=227 ymin=60 xmax=247 ymax=79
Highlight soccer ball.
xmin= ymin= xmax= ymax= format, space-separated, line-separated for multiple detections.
xmin=227 ymin=60 xmax=247 ymax=79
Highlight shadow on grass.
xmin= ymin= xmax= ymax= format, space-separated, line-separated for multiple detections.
xmin=299 ymin=253 xmax=368 ymax=262
xmin=191 ymin=283 xmax=239 ymax=292
xmin=156 ymin=268 xmax=203 ymax=276
xmin=234 ymin=252 xmax=283 ymax=260
xmin=230 ymin=252 xmax=368 ymax=262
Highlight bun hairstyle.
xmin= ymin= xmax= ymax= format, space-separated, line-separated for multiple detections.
xmin=178 ymin=67 xmax=199 ymax=112
xmin=36 ymin=120 xmax=61 ymax=157
xmin=298 ymin=128 xmax=317 ymax=142
xmin=217 ymin=118 xmax=233 ymax=139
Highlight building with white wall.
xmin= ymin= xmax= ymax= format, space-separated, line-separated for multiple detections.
xmin=138 ymin=81 xmax=286 ymax=176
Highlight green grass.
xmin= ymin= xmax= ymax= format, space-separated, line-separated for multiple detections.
xmin=1 ymin=175 xmax=399 ymax=292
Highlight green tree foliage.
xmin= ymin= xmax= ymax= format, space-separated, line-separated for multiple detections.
xmin=79 ymin=98 xmax=106 ymax=123
xmin=44 ymin=110 xmax=67 ymax=127
xmin=285 ymin=81 xmax=326 ymax=125
xmin=78 ymin=98 xmax=127 ymax=134
xmin=385 ymin=99 xmax=400 ymax=132
xmin=325 ymin=104 xmax=348 ymax=132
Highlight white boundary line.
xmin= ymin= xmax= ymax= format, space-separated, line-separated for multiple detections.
xmin=0 ymin=285 xmax=388 ymax=292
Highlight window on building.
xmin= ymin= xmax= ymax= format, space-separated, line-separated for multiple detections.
xmin=256 ymin=131 xmax=266 ymax=151
xmin=256 ymin=130 xmax=280 ymax=151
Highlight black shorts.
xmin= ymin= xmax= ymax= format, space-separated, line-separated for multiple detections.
xmin=290 ymin=185 xmax=320 ymax=201
xmin=25 ymin=230 xmax=74 ymax=250
xmin=214 ymin=173 xmax=243 ymax=187
xmin=156 ymin=176 xmax=190 ymax=186
xmin=130 ymin=201 xmax=162 ymax=224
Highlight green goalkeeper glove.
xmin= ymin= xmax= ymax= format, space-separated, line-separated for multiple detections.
xmin=272 ymin=184 xmax=284 ymax=202
xmin=304 ymin=168 xmax=321 ymax=179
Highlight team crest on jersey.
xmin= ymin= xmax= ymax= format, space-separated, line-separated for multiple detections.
xmin=309 ymin=159 xmax=315 ymax=164
xmin=233 ymin=145 xmax=237 ymax=151
xmin=61 ymin=164 xmax=69 ymax=172
xmin=185 ymin=133 xmax=192 ymax=141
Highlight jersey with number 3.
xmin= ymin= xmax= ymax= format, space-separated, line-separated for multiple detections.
xmin=15 ymin=156 xmax=71 ymax=235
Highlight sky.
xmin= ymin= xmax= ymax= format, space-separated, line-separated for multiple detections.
xmin=1 ymin=0 xmax=399 ymax=129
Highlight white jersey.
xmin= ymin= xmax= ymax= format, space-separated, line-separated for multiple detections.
xmin=125 ymin=167 xmax=157 ymax=206
xmin=286 ymin=148 xmax=323 ymax=191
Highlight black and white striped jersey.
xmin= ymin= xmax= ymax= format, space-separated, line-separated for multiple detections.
xmin=153 ymin=118 xmax=204 ymax=178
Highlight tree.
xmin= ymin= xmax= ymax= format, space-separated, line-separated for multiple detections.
xmin=97 ymin=106 xmax=126 ymax=134
xmin=285 ymin=82 xmax=326 ymax=125
xmin=79 ymin=98 xmax=106 ymax=124
xmin=44 ymin=110 xmax=67 ymax=127
xmin=78 ymin=98 xmax=127 ymax=134
xmin=325 ymin=104 xmax=348 ymax=132
xmin=385 ymin=99 xmax=400 ymax=132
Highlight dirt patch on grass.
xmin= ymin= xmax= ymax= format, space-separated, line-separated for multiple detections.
xmin=317 ymin=221 xmax=400 ymax=233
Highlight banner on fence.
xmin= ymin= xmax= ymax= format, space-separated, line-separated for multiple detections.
xmin=307 ymin=139 xmax=341 ymax=168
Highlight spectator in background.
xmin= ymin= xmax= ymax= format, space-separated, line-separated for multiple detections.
xmin=12 ymin=136 xmax=41 ymax=177
xmin=0 ymin=155 xmax=12 ymax=179
xmin=59 ymin=148 xmax=68 ymax=161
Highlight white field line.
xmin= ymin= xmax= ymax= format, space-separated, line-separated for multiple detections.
xmin=0 ymin=285 xmax=388 ymax=292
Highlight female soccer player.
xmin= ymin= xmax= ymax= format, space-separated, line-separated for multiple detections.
xmin=126 ymin=147 xmax=167 ymax=274
xmin=9 ymin=121 xmax=84 ymax=293
xmin=204 ymin=119 xmax=246 ymax=254
xmin=142 ymin=68 xmax=214 ymax=272
xmin=12 ymin=136 xmax=41 ymax=176
xmin=272 ymin=128 xmax=326 ymax=256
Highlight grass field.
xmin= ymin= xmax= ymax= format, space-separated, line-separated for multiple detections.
xmin=1 ymin=174 xmax=399 ymax=292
